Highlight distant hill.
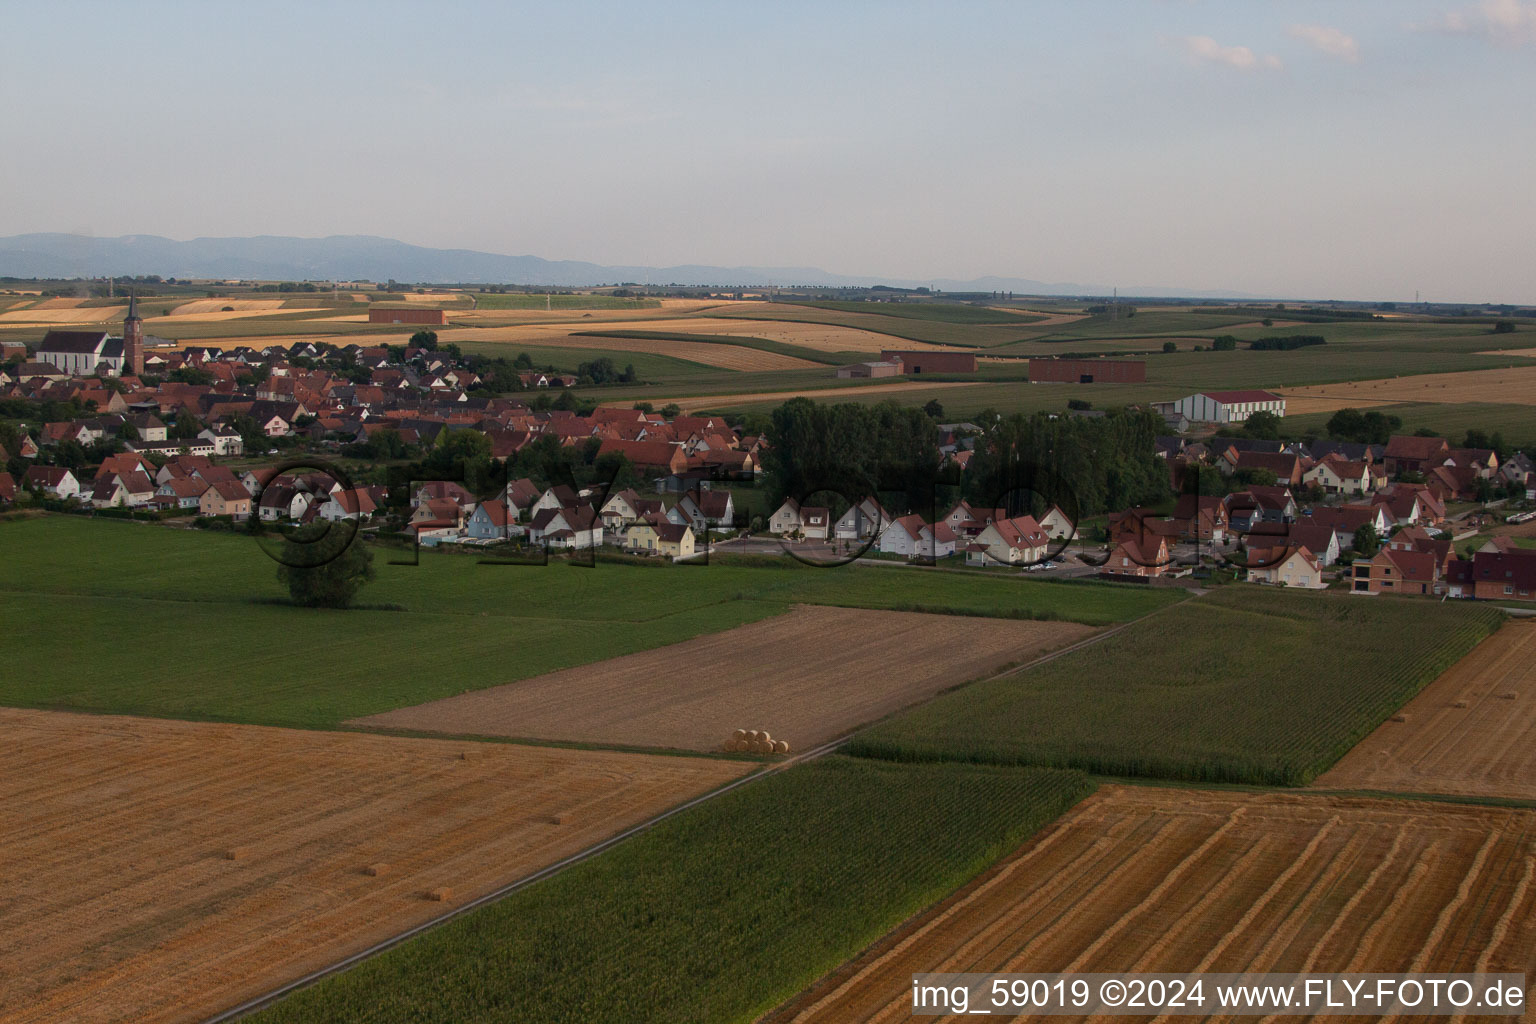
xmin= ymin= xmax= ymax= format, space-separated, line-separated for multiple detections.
xmin=0 ymin=233 xmax=1262 ymax=298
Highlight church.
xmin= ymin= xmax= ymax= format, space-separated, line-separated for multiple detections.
xmin=35 ymin=294 xmax=146 ymax=377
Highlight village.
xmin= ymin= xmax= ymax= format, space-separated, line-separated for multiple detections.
xmin=2 ymin=310 xmax=1534 ymax=603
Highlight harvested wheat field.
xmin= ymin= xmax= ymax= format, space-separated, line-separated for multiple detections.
xmin=1284 ymin=364 xmax=1536 ymax=413
xmin=169 ymin=298 xmax=290 ymax=315
xmin=353 ymin=606 xmax=1092 ymax=752
xmin=152 ymin=307 xmax=329 ymax=324
xmin=766 ymin=786 xmax=1536 ymax=1024
xmin=659 ymin=380 xmax=984 ymax=413
xmin=440 ymin=315 xmax=932 ymax=353
xmin=0 ymin=707 xmax=747 ymax=1024
xmin=0 ymin=304 xmax=124 ymax=324
xmin=443 ymin=327 xmax=820 ymax=370
xmin=1314 ymin=621 xmax=1536 ymax=800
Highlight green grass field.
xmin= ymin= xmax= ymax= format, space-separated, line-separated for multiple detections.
xmin=850 ymin=586 xmax=1505 ymax=786
xmin=249 ymin=757 xmax=1094 ymax=1024
xmin=0 ymin=517 xmax=1179 ymax=729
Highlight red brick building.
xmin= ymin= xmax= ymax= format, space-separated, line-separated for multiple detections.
xmin=369 ymin=308 xmax=449 ymax=326
xmin=879 ymin=350 xmax=977 ymax=374
xmin=1027 ymin=358 xmax=1146 ymax=383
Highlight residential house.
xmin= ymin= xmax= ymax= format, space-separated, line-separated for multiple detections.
xmin=199 ymin=479 xmax=253 ymax=520
xmin=969 ymin=514 xmax=1050 ymax=566
xmin=1302 ymin=453 xmax=1372 ymax=496
xmin=0 ymin=472 xmax=15 ymax=504
xmin=677 ymin=489 xmax=734 ymax=535
xmin=318 ymin=486 xmax=379 ymax=521
xmin=1467 ymin=550 xmax=1536 ymax=601
xmin=878 ymin=514 xmax=957 ymax=560
xmin=155 ymin=476 xmax=207 ymax=510
xmin=466 ymin=500 xmax=514 ymax=541
xmin=1351 ymin=545 xmax=1441 ymax=596
xmin=1304 ymin=503 xmax=1392 ymax=553
xmin=1038 ymin=504 xmax=1075 ymax=540
xmin=833 ymin=496 xmax=890 ymax=541
xmin=768 ymin=498 xmax=802 ymax=535
xmin=530 ymin=505 xmax=601 ymax=549
xmin=1172 ymin=494 xmax=1227 ymax=543
xmin=1246 ymin=544 xmax=1326 ymax=589
xmin=1384 ymin=434 xmax=1450 ymax=476
xmin=1101 ymin=534 xmax=1173 ymax=578
xmin=1285 ymin=521 xmax=1342 ymax=567
xmin=23 ymin=466 xmax=79 ymax=499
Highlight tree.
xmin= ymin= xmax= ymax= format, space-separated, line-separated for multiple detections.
xmin=513 ymin=352 xmax=534 ymax=370
xmin=922 ymin=399 xmax=945 ymax=420
xmin=1493 ymin=320 xmax=1516 ymax=334
xmin=660 ymin=403 xmax=681 ymax=419
xmin=1162 ymin=341 xmax=1177 ymax=353
xmin=1243 ymin=410 xmax=1282 ymax=440
xmin=1211 ymin=335 xmax=1238 ymax=351
xmin=409 ymin=330 xmax=438 ymax=351
xmin=1352 ymin=523 xmax=1380 ymax=557
xmin=276 ymin=525 xmax=375 ymax=608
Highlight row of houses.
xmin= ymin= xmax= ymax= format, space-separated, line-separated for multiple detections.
xmin=765 ymin=495 xmax=1074 ymax=565
xmin=404 ymin=478 xmax=732 ymax=559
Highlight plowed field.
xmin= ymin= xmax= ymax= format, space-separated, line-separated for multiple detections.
xmin=353 ymin=606 xmax=1094 ymax=752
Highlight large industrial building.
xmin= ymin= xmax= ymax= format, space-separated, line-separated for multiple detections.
xmin=1165 ymin=390 xmax=1286 ymax=424
xmin=1028 ymin=357 xmax=1146 ymax=383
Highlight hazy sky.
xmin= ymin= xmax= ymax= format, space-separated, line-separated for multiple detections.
xmin=4 ymin=0 xmax=1535 ymax=301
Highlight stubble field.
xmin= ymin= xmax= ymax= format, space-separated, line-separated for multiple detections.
xmin=1314 ymin=621 xmax=1536 ymax=800
xmin=0 ymin=708 xmax=747 ymax=1024
xmin=767 ymin=786 xmax=1536 ymax=1024
xmin=353 ymin=606 xmax=1095 ymax=752
xmin=1282 ymin=363 xmax=1536 ymax=412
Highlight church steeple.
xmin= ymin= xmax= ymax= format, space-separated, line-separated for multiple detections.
xmin=122 ymin=289 xmax=144 ymax=377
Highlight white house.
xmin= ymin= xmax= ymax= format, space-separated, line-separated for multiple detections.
xmin=198 ymin=426 xmax=244 ymax=456
xmin=768 ymin=498 xmax=802 ymax=535
xmin=1039 ymin=504 xmax=1075 ymax=541
xmin=1169 ymin=390 xmax=1285 ymax=425
xmin=677 ymin=490 xmax=734 ymax=535
xmin=1246 ymin=545 xmax=1326 ymax=589
xmin=1303 ymin=455 xmax=1371 ymax=496
xmin=970 ymin=514 xmax=1050 ymax=565
xmin=877 ymin=514 xmax=957 ymax=560
xmin=530 ymin=505 xmax=602 ymax=549
xmin=834 ymin=497 xmax=890 ymax=541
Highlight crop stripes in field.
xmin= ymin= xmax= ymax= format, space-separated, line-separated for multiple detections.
xmin=202 ymin=737 xmax=848 ymax=1024
xmin=204 ymin=619 xmax=1141 ymax=1023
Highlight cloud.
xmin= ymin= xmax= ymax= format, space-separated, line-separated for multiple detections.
xmin=1180 ymin=35 xmax=1284 ymax=71
xmin=1412 ymin=0 xmax=1536 ymax=45
xmin=1288 ymin=24 xmax=1361 ymax=62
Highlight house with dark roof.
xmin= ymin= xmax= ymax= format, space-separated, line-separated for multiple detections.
xmin=37 ymin=330 xmax=125 ymax=377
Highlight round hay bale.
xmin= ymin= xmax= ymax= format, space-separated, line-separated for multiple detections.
xmin=773 ymin=739 xmax=789 ymax=754
xmin=759 ymin=731 xmax=772 ymax=744
xmin=747 ymin=729 xmax=761 ymax=742
xmin=1452 ymin=700 xmax=1469 ymax=709
xmin=733 ymin=728 xmax=747 ymax=741
xmin=1390 ymin=713 xmax=1408 ymax=723
xmin=750 ymin=738 xmax=768 ymax=753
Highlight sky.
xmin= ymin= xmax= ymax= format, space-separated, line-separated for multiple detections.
xmin=3 ymin=0 xmax=1535 ymax=302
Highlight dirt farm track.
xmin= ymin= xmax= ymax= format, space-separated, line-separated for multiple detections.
xmin=0 ymin=708 xmax=747 ymax=1024
xmin=767 ymin=786 xmax=1536 ymax=1024
xmin=354 ymin=606 xmax=1094 ymax=752
xmin=1315 ymin=620 xmax=1536 ymax=800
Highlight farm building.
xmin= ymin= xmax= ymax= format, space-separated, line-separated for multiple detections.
xmin=1165 ymin=390 xmax=1285 ymax=424
xmin=368 ymin=307 xmax=448 ymax=326
xmin=1027 ymin=358 xmax=1146 ymax=383
xmin=835 ymin=360 xmax=902 ymax=379
xmin=879 ymin=350 xmax=978 ymax=374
